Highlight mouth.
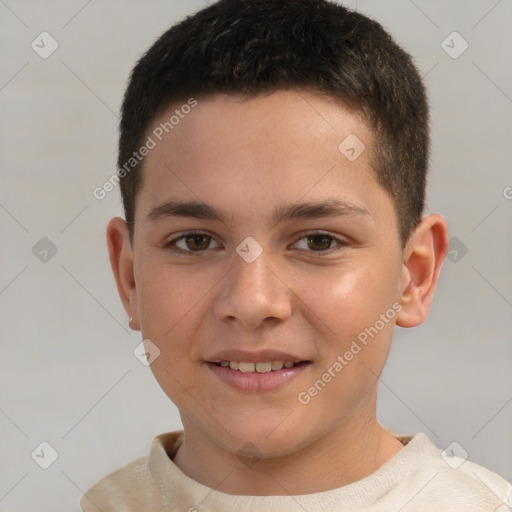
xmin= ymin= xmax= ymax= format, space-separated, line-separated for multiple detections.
xmin=206 ymin=357 xmax=312 ymax=392
xmin=212 ymin=360 xmax=306 ymax=373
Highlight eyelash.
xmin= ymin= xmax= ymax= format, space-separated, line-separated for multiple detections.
xmin=164 ymin=230 xmax=348 ymax=257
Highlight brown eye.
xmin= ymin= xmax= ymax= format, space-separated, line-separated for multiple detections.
xmin=306 ymin=234 xmax=334 ymax=251
xmin=292 ymin=231 xmax=347 ymax=255
xmin=183 ymin=234 xmax=212 ymax=251
xmin=167 ymin=232 xmax=221 ymax=254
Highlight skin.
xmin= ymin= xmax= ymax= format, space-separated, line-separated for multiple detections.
xmin=107 ymin=89 xmax=449 ymax=496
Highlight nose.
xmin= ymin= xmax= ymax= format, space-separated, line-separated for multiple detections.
xmin=213 ymin=249 xmax=293 ymax=329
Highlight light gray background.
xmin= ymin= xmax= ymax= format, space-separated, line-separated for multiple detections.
xmin=1 ymin=0 xmax=511 ymax=510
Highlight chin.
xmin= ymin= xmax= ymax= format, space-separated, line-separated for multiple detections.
xmin=213 ymin=416 xmax=311 ymax=459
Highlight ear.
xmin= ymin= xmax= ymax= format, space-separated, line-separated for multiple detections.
xmin=106 ymin=217 xmax=140 ymax=330
xmin=395 ymin=213 xmax=449 ymax=328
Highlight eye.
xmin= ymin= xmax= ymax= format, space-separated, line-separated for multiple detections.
xmin=292 ymin=231 xmax=347 ymax=253
xmin=165 ymin=230 xmax=347 ymax=256
xmin=166 ymin=231 xmax=221 ymax=254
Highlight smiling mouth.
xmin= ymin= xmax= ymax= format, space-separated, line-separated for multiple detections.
xmin=212 ymin=360 xmax=310 ymax=373
xmin=207 ymin=359 xmax=312 ymax=392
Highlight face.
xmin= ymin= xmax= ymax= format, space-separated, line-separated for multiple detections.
xmin=125 ymin=90 xmax=407 ymax=457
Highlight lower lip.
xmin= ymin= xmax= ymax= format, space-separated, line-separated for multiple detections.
xmin=206 ymin=362 xmax=311 ymax=392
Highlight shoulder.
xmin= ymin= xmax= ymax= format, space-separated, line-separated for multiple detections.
xmin=389 ymin=433 xmax=512 ymax=511
xmin=80 ymin=431 xmax=184 ymax=512
xmin=80 ymin=455 xmax=156 ymax=511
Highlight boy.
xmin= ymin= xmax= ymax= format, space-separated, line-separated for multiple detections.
xmin=82 ymin=0 xmax=512 ymax=510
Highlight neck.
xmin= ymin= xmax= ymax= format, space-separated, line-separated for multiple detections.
xmin=172 ymin=416 xmax=404 ymax=496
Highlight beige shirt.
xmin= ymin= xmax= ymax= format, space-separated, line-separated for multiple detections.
xmin=81 ymin=431 xmax=511 ymax=511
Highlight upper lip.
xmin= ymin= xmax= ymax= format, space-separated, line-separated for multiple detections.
xmin=207 ymin=349 xmax=310 ymax=364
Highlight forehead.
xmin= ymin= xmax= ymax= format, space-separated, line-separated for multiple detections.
xmin=147 ymin=89 xmax=371 ymax=161
xmin=136 ymin=90 xmax=392 ymax=228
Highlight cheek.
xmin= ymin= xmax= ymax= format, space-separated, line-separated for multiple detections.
xmin=294 ymin=254 xmax=401 ymax=340
xmin=136 ymin=263 xmax=212 ymax=405
xmin=135 ymin=263 xmax=219 ymax=397
xmin=136 ymin=261 xmax=212 ymax=336
xmin=294 ymin=254 xmax=402 ymax=406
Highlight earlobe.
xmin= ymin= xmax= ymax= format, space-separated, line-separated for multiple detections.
xmin=106 ymin=217 xmax=141 ymax=330
xmin=396 ymin=213 xmax=449 ymax=328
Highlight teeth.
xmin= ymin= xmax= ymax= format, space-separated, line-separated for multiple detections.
xmin=219 ymin=360 xmax=297 ymax=372
xmin=255 ymin=362 xmax=272 ymax=373
xmin=271 ymin=360 xmax=284 ymax=371
xmin=238 ymin=362 xmax=255 ymax=373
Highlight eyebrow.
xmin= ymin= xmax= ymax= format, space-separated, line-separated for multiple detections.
xmin=147 ymin=199 xmax=371 ymax=226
